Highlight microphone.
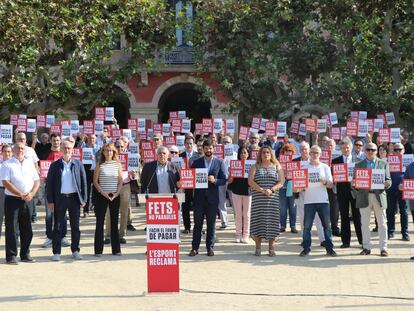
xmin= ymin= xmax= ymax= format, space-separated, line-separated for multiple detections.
xmin=146 ymin=164 xmax=157 ymax=199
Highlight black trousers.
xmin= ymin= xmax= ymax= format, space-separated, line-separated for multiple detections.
xmin=4 ymin=196 xmax=33 ymax=261
xmin=338 ymin=191 xmax=362 ymax=245
xmin=182 ymin=190 xmax=193 ymax=230
xmin=328 ymin=188 xmax=340 ymax=233
xmin=84 ymin=166 xmax=94 ymax=213
xmin=192 ymin=200 xmax=217 ymax=251
xmin=94 ymin=192 xmax=120 ymax=255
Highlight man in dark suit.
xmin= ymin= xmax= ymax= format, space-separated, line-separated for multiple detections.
xmin=140 ymin=146 xmax=179 ymax=194
xmin=47 ymin=139 xmax=87 ymax=261
xmin=332 ymin=138 xmax=362 ymax=248
xmin=189 ymin=140 xmax=226 ymax=257
xmin=354 ymin=143 xmax=391 ymax=257
xmin=179 ymin=135 xmax=197 ymax=233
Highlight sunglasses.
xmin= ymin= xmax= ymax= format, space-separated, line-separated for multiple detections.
xmin=354 ymin=144 xmax=363 ymax=147
xmin=394 ymin=148 xmax=403 ymax=151
xmin=170 ymin=151 xmax=178 ymax=154
xmin=366 ymin=149 xmax=377 ymax=152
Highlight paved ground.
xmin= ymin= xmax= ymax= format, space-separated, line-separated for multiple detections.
xmin=1 ymin=201 xmax=414 ymax=311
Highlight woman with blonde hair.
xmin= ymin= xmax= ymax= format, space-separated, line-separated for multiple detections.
xmin=248 ymin=146 xmax=285 ymax=256
xmin=93 ymin=143 xmax=123 ymax=256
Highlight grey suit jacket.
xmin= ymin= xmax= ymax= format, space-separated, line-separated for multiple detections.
xmin=354 ymin=158 xmax=391 ymax=209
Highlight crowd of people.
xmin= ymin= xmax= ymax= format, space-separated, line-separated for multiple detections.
xmin=1 ymin=114 xmax=414 ymax=264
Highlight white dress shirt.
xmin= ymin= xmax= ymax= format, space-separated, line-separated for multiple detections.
xmin=61 ymin=160 xmax=76 ymax=194
xmin=0 ymin=157 xmax=39 ymax=196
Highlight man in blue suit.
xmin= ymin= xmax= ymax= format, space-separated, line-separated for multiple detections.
xmin=47 ymin=139 xmax=87 ymax=261
xmin=189 ymin=140 xmax=226 ymax=257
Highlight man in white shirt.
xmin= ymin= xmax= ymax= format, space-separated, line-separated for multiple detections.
xmin=1 ymin=142 xmax=40 ymax=264
xmin=298 ymin=145 xmax=336 ymax=257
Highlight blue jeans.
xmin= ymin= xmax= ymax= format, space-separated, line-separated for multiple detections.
xmin=279 ymin=188 xmax=296 ymax=229
xmin=386 ymin=190 xmax=408 ymax=237
xmin=302 ymin=203 xmax=333 ymax=252
xmin=45 ymin=189 xmax=67 ymax=239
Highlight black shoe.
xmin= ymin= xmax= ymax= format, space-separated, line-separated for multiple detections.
xmin=360 ymin=248 xmax=371 ymax=255
xmin=207 ymin=249 xmax=215 ymax=257
xmin=219 ymin=225 xmax=228 ymax=230
xmin=21 ymin=256 xmax=36 ymax=263
xmin=299 ymin=250 xmax=310 ymax=257
xmin=340 ymin=244 xmax=350 ymax=249
xmin=372 ymin=226 xmax=378 ymax=232
xmin=280 ymin=227 xmax=286 ymax=233
xmin=31 ymin=219 xmax=37 ymax=224
xmin=119 ymin=238 xmax=127 ymax=244
xmin=320 ymin=241 xmax=326 ymax=248
xmin=402 ymin=235 xmax=410 ymax=241
xmin=388 ymin=233 xmax=394 ymax=239
xmin=410 ymin=256 xmax=414 ymax=260
xmin=326 ymin=249 xmax=337 ymax=257
xmin=6 ymin=256 xmax=18 ymax=265
xmin=332 ymin=230 xmax=341 ymax=237
xmin=290 ymin=227 xmax=298 ymax=234
xmin=127 ymin=224 xmax=136 ymax=231
xmin=104 ymin=238 xmax=110 ymax=244
xmin=188 ymin=249 xmax=198 ymax=257
xmin=182 ymin=229 xmax=191 ymax=234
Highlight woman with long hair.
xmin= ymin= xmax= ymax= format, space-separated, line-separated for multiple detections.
xmin=93 ymin=143 xmax=123 ymax=256
xmin=248 ymin=146 xmax=285 ymax=256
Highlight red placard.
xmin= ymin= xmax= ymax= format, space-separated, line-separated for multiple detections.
xmin=354 ymin=168 xmax=372 ymax=189
xmin=180 ymin=168 xmax=196 ymax=188
xmin=238 ymin=126 xmax=249 ymax=141
xmin=402 ymin=179 xmax=414 ymax=200
xmin=50 ymin=124 xmax=62 ymax=135
xmin=94 ymin=107 xmax=106 ymax=121
xmin=305 ymin=118 xmax=317 ymax=132
xmin=36 ymin=115 xmax=46 ymax=128
xmin=292 ymin=169 xmax=308 ymax=188
xmin=111 ymin=128 xmax=122 ymax=140
xmin=128 ymin=119 xmax=138 ymax=131
xmin=290 ymin=121 xmax=299 ymax=135
xmin=331 ymin=127 xmax=341 ymax=140
xmin=153 ymin=123 xmax=162 ymax=135
xmin=39 ymin=160 xmax=53 ymax=179
xmin=83 ymin=120 xmax=94 ymax=135
xmin=194 ymin=123 xmax=203 ymax=135
xmin=202 ymin=118 xmax=213 ymax=133
xmin=250 ymin=150 xmax=258 ymax=160
xmin=251 ymin=116 xmax=261 ymax=130
xmin=171 ymin=119 xmax=182 ymax=133
xmin=169 ymin=111 xmax=178 ymax=120
xmin=60 ymin=120 xmax=70 ymax=126
xmin=72 ymin=148 xmax=82 ymax=161
xmin=387 ymin=154 xmax=402 ymax=172
xmin=320 ymin=150 xmax=332 ymax=165
xmin=377 ymin=113 xmax=387 ymax=125
xmin=214 ymin=144 xmax=224 ymax=159
xmin=332 ymin=163 xmax=348 ymax=183
xmin=17 ymin=118 xmax=27 ymax=132
xmin=229 ymin=160 xmax=244 ymax=178
xmin=346 ymin=121 xmax=358 ymax=137
xmin=378 ymin=128 xmax=390 ymax=143
xmin=142 ymin=149 xmax=156 ymax=163
xmin=141 ymin=141 xmax=154 ymax=150
xmin=118 ymin=153 xmax=128 ymax=171
xmin=265 ymin=121 xmax=277 ymax=136
xmin=10 ymin=114 xmax=19 ymax=126
xmin=286 ymin=161 xmax=299 ymax=180
xmin=278 ymin=154 xmax=292 ymax=173
xmin=164 ymin=136 xmax=176 ymax=148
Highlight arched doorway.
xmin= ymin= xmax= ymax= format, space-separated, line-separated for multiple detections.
xmin=158 ymin=83 xmax=211 ymax=127
xmin=109 ymin=87 xmax=131 ymax=129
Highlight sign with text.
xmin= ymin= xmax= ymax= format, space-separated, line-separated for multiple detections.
xmin=402 ymin=179 xmax=414 ymax=200
xmin=292 ymin=169 xmax=308 ymax=188
xmin=229 ymin=160 xmax=244 ymax=178
xmin=179 ymin=168 xmax=208 ymax=189
xmin=387 ymin=155 xmax=402 ymax=173
xmin=354 ymin=168 xmax=372 ymax=189
xmin=39 ymin=160 xmax=53 ymax=179
xmin=332 ymin=163 xmax=348 ymax=183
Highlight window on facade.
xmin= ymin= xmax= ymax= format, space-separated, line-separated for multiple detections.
xmin=172 ymin=0 xmax=193 ymax=47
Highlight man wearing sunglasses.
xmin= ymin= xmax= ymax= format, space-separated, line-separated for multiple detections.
xmin=353 ymin=143 xmax=391 ymax=257
xmin=386 ymin=143 xmax=409 ymax=241
xmin=352 ymin=139 xmax=366 ymax=162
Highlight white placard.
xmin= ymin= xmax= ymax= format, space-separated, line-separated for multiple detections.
xmin=27 ymin=119 xmax=37 ymax=133
xmin=105 ymin=107 xmax=114 ymax=122
xmin=374 ymin=119 xmax=384 ymax=132
xmin=0 ymin=124 xmax=13 ymax=144
xmin=243 ymin=160 xmax=256 ymax=178
xmin=178 ymin=111 xmax=186 ymax=119
xmin=225 ymin=119 xmax=235 ymax=134
xmin=128 ymin=153 xmax=140 ymax=171
xmin=171 ymin=156 xmax=185 ymax=170
xmin=162 ymin=123 xmax=171 ymax=136
xmin=61 ymin=124 xmax=71 ymax=138
xmin=224 ymin=144 xmax=236 ymax=161
xmin=70 ymin=120 xmax=80 ymax=136
xmin=129 ymin=143 xmax=139 ymax=154
xmin=259 ymin=118 xmax=268 ymax=131
xmin=46 ymin=115 xmax=55 ymax=128
xmin=298 ymin=123 xmax=306 ymax=136
xmin=385 ymin=112 xmax=395 ymax=125
xmin=122 ymin=129 xmax=132 ymax=139
xmin=357 ymin=121 xmax=368 ymax=137
xmin=371 ymin=168 xmax=385 ymax=190
xmin=359 ymin=111 xmax=367 ymax=120
xmin=181 ymin=119 xmax=191 ymax=133
xmin=390 ymin=128 xmax=401 ymax=143
xmin=176 ymin=135 xmax=185 ymax=150
xmin=94 ymin=120 xmax=104 ymax=136
xmin=138 ymin=118 xmax=146 ymax=132
xmin=82 ymin=148 xmax=94 ymax=164
xmin=195 ymin=168 xmax=208 ymax=189
xmin=317 ymin=119 xmax=328 ymax=133
xmin=403 ymin=154 xmax=414 ymax=172
xmin=277 ymin=121 xmax=287 ymax=137
xmin=213 ymin=118 xmax=223 ymax=134
xmin=329 ymin=112 xmax=338 ymax=125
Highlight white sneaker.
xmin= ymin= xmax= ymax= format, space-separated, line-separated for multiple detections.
xmin=52 ymin=254 xmax=61 ymax=261
xmin=61 ymin=237 xmax=70 ymax=247
xmin=42 ymin=238 xmax=53 ymax=248
xmin=72 ymin=251 xmax=83 ymax=260
xmin=235 ymin=238 xmax=241 ymax=243
xmin=241 ymin=238 xmax=250 ymax=244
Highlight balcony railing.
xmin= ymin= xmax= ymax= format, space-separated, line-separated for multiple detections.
xmin=163 ymin=46 xmax=194 ymax=64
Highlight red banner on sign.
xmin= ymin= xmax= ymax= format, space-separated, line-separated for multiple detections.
xmin=305 ymin=118 xmax=317 ymax=132
xmin=39 ymin=160 xmax=53 ymax=179
xmin=290 ymin=121 xmax=299 ymax=135
xmin=286 ymin=161 xmax=299 ymax=180
xmin=180 ymin=168 xmax=195 ymax=188
xmin=330 ymin=127 xmax=341 ymax=140
xmin=292 ymin=169 xmax=308 ymax=188
xmin=346 ymin=121 xmax=358 ymax=137
xmin=171 ymin=119 xmax=182 ymax=133
xmin=387 ymin=154 xmax=402 ymax=173
xmin=332 ymin=163 xmax=348 ymax=183
xmin=320 ymin=150 xmax=332 ymax=165
xmin=118 ymin=153 xmax=128 ymax=171
xmin=17 ymin=118 xmax=27 ymax=132
xmin=378 ymin=128 xmax=390 ymax=143
xmin=214 ymin=144 xmax=224 ymax=159
xmin=128 ymin=119 xmax=138 ymax=131
xmin=238 ymin=126 xmax=249 ymax=141
xmin=169 ymin=111 xmax=178 ymax=120
xmin=265 ymin=121 xmax=277 ymax=136
xmin=10 ymin=114 xmax=18 ymax=126
xmin=354 ymin=168 xmax=372 ymax=189
xmin=164 ymin=136 xmax=176 ymax=148
xmin=142 ymin=149 xmax=156 ymax=163
xmin=202 ymin=118 xmax=213 ymax=134
xmin=50 ymin=124 xmax=62 ymax=135
xmin=72 ymin=148 xmax=82 ymax=161
xmin=83 ymin=120 xmax=94 ymax=135
xmin=36 ymin=115 xmax=46 ymax=128
xmin=250 ymin=150 xmax=258 ymax=160
xmin=229 ymin=160 xmax=244 ymax=178
xmin=402 ymin=179 xmax=414 ymax=200
xmin=94 ymin=107 xmax=105 ymax=121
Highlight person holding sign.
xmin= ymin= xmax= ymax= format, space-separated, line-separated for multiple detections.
xmin=93 ymin=144 xmax=123 ymax=257
xmin=0 ymin=145 xmax=13 ymax=240
xmin=1 ymin=143 xmax=40 ymax=264
xmin=332 ymin=138 xmax=362 ymax=248
xmin=47 ymin=139 xmax=88 ymax=261
xmin=248 ymin=146 xmax=285 ymax=257
xmin=298 ymin=145 xmax=336 ymax=257
xmin=386 ymin=143 xmax=409 ymax=241
xmin=189 ymin=140 xmax=226 ymax=257
xmin=401 ymin=162 xmax=414 ymax=260
xmin=354 ymin=143 xmax=391 ymax=257
xmin=227 ymin=147 xmax=251 ymax=243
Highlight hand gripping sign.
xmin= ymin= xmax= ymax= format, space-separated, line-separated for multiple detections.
xmin=146 ymin=197 xmax=180 ymax=293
